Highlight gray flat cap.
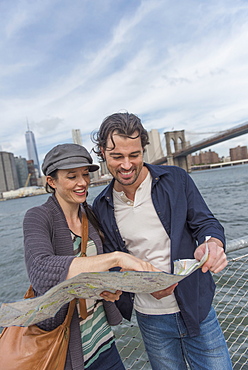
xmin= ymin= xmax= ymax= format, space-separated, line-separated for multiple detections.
xmin=42 ymin=143 xmax=99 ymax=175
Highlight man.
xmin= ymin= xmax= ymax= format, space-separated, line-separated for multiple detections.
xmin=92 ymin=112 xmax=232 ymax=369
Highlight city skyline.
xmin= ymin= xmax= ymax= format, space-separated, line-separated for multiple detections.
xmin=1 ymin=126 xmax=246 ymax=168
xmin=0 ymin=126 xmax=246 ymax=194
xmin=1 ymin=1 xmax=248 ymax=163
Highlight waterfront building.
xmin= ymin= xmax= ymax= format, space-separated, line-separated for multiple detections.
xmin=190 ymin=150 xmax=220 ymax=165
xmin=144 ymin=129 xmax=164 ymax=163
xmin=27 ymin=160 xmax=38 ymax=186
xmin=0 ymin=151 xmax=19 ymax=193
xmin=25 ymin=129 xmax=41 ymax=178
xmin=230 ymin=145 xmax=248 ymax=161
xmin=72 ymin=129 xmax=82 ymax=145
xmin=14 ymin=156 xmax=29 ymax=187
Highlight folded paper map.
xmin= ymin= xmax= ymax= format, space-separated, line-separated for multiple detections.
xmin=0 ymin=246 xmax=208 ymax=327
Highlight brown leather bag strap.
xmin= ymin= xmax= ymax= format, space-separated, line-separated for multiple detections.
xmin=63 ymin=298 xmax=76 ymax=327
xmin=79 ymin=211 xmax=88 ymax=320
xmin=64 ymin=212 xmax=88 ymax=322
xmin=80 ymin=212 xmax=88 ymax=257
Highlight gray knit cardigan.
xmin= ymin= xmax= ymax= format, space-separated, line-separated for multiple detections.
xmin=23 ymin=195 xmax=122 ymax=370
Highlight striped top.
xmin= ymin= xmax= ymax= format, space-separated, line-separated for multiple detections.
xmin=71 ymin=232 xmax=115 ymax=368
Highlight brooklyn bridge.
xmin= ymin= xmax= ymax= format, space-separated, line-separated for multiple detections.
xmin=152 ymin=120 xmax=248 ymax=172
xmin=90 ymin=121 xmax=248 ymax=185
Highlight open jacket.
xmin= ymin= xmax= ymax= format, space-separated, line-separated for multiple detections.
xmin=23 ymin=194 xmax=122 ymax=370
xmin=92 ymin=163 xmax=225 ymax=337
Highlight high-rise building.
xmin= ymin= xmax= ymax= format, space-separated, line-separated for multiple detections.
xmin=143 ymin=129 xmax=164 ymax=163
xmin=0 ymin=151 xmax=19 ymax=193
xmin=25 ymin=129 xmax=41 ymax=177
xmin=15 ymin=156 xmax=29 ymax=187
xmin=72 ymin=129 xmax=82 ymax=145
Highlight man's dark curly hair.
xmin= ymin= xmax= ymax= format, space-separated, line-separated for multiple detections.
xmin=92 ymin=112 xmax=149 ymax=161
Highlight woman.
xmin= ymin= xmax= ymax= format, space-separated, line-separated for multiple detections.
xmin=23 ymin=143 xmax=158 ymax=370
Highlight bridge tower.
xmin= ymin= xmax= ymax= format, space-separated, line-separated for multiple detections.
xmin=164 ymin=130 xmax=190 ymax=172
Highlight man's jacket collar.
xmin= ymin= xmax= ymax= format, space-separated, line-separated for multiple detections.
xmin=100 ymin=163 xmax=170 ymax=202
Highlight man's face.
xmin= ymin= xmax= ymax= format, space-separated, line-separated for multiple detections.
xmin=103 ymin=131 xmax=144 ymax=187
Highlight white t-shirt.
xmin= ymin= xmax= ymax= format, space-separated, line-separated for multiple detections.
xmin=113 ymin=172 xmax=180 ymax=315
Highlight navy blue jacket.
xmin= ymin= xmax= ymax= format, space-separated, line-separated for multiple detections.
xmin=92 ymin=164 xmax=225 ymax=337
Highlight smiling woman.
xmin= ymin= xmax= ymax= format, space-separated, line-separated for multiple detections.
xmin=22 ymin=143 xmax=160 ymax=370
xmin=47 ymin=168 xmax=91 ymax=216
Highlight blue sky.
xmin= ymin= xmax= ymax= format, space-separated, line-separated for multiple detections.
xmin=1 ymin=0 xmax=248 ymax=167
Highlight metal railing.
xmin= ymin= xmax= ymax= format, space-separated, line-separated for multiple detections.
xmin=213 ymin=237 xmax=248 ymax=370
xmin=114 ymin=237 xmax=248 ymax=370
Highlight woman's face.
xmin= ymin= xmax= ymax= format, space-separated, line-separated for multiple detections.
xmin=47 ymin=167 xmax=90 ymax=205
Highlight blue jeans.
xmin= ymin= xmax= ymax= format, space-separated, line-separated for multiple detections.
xmin=136 ymin=306 xmax=232 ymax=370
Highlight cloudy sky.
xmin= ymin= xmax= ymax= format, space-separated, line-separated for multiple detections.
xmin=1 ymin=0 xmax=248 ymax=167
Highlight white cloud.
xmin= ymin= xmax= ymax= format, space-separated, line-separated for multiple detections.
xmin=0 ymin=0 xmax=248 ymax=161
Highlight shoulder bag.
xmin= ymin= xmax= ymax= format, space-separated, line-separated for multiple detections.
xmin=0 ymin=211 xmax=89 ymax=369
